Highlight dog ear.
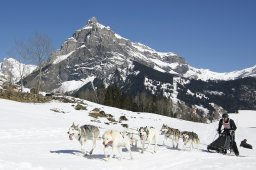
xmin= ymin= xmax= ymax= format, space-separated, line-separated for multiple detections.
xmin=71 ymin=122 xmax=75 ymax=127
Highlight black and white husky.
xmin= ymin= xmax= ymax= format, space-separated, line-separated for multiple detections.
xmin=181 ymin=131 xmax=200 ymax=150
xmin=125 ymin=128 xmax=140 ymax=149
xmin=67 ymin=122 xmax=100 ymax=155
xmin=138 ymin=126 xmax=159 ymax=153
xmin=160 ymin=124 xmax=181 ymax=149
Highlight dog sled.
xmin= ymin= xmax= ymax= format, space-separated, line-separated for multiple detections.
xmin=207 ymin=130 xmax=239 ymax=156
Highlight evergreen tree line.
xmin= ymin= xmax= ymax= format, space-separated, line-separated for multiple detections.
xmin=75 ymin=84 xmax=211 ymax=122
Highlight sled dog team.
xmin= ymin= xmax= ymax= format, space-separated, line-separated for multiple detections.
xmin=67 ymin=123 xmax=200 ymax=160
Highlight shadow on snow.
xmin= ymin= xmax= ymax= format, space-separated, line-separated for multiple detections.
xmin=50 ymin=149 xmax=105 ymax=159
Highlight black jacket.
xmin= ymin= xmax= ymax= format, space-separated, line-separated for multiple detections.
xmin=217 ymin=118 xmax=237 ymax=134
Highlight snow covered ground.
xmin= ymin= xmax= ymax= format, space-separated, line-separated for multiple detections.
xmin=0 ymin=98 xmax=256 ymax=170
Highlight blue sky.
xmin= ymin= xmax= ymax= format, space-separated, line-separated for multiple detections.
xmin=0 ymin=0 xmax=255 ymax=72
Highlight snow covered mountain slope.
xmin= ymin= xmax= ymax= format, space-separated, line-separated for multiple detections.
xmin=130 ymin=43 xmax=256 ymax=81
xmin=23 ymin=17 xmax=185 ymax=92
xmin=185 ymin=64 xmax=256 ymax=81
xmin=23 ymin=17 xmax=256 ymax=93
xmin=0 ymin=98 xmax=255 ymax=170
xmin=21 ymin=17 xmax=256 ymax=120
xmin=0 ymin=58 xmax=37 ymax=86
xmin=50 ymin=16 xmax=256 ymax=81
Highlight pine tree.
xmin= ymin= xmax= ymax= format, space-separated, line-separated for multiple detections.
xmin=104 ymin=84 xmax=122 ymax=107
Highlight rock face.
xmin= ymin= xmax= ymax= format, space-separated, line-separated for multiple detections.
xmin=22 ymin=17 xmax=256 ymax=117
xmin=23 ymin=17 xmax=186 ymax=91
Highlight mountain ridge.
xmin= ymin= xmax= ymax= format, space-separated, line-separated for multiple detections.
xmin=2 ymin=17 xmax=255 ymax=121
xmin=50 ymin=17 xmax=256 ymax=82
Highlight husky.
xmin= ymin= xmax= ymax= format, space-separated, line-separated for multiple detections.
xmin=124 ymin=128 xmax=140 ymax=149
xmin=181 ymin=131 xmax=200 ymax=150
xmin=160 ymin=124 xmax=181 ymax=149
xmin=67 ymin=122 xmax=100 ymax=155
xmin=102 ymin=130 xmax=133 ymax=160
xmin=138 ymin=126 xmax=159 ymax=153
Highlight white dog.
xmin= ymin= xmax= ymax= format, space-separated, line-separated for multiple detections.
xmin=138 ymin=126 xmax=159 ymax=153
xmin=102 ymin=130 xmax=133 ymax=160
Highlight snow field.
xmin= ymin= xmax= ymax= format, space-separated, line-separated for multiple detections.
xmin=0 ymin=98 xmax=256 ymax=170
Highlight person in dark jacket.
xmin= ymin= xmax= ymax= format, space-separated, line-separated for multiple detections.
xmin=217 ymin=113 xmax=237 ymax=134
xmin=217 ymin=113 xmax=239 ymax=156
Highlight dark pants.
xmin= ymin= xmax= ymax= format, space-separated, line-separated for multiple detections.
xmin=223 ymin=131 xmax=239 ymax=156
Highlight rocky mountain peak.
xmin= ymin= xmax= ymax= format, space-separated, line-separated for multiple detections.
xmin=88 ymin=16 xmax=98 ymax=24
xmin=20 ymin=17 xmax=256 ymax=120
xmin=52 ymin=17 xmax=117 ymax=58
xmin=28 ymin=17 xmax=256 ymax=95
xmin=82 ymin=16 xmax=109 ymax=31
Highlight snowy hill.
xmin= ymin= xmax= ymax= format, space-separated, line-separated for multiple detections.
xmin=0 ymin=98 xmax=256 ymax=170
xmin=0 ymin=58 xmax=36 ymax=86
